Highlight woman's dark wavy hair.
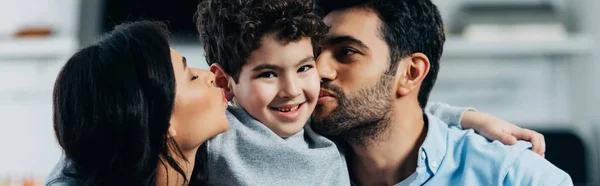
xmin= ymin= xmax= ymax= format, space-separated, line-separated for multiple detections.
xmin=195 ymin=0 xmax=329 ymax=83
xmin=50 ymin=21 xmax=195 ymax=186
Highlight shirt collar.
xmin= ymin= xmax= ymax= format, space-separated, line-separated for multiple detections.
xmin=417 ymin=113 xmax=450 ymax=175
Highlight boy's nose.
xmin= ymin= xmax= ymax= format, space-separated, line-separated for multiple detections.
xmin=278 ymin=78 xmax=302 ymax=99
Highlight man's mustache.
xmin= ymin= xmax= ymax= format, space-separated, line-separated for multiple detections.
xmin=320 ymin=82 xmax=344 ymax=98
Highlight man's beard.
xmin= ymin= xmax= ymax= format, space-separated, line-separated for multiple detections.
xmin=311 ymin=72 xmax=395 ymax=146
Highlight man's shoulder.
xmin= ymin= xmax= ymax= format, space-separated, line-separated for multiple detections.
xmin=429 ymin=114 xmax=536 ymax=162
xmin=442 ymin=128 xmax=571 ymax=185
xmin=448 ymin=127 xmax=536 ymax=170
xmin=447 ymin=128 xmax=532 ymax=171
xmin=449 ymin=127 xmax=534 ymax=157
xmin=506 ymin=147 xmax=572 ymax=185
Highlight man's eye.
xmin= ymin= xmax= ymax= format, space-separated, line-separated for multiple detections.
xmin=339 ymin=48 xmax=358 ymax=56
xmin=333 ymin=48 xmax=360 ymax=64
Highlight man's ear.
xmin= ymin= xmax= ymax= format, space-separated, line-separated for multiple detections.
xmin=396 ymin=53 xmax=430 ymax=97
xmin=209 ymin=63 xmax=235 ymax=101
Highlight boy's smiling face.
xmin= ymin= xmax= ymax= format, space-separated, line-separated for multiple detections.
xmin=229 ymin=32 xmax=320 ymax=137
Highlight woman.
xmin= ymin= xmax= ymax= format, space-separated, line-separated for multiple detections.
xmin=47 ymin=21 xmax=229 ymax=186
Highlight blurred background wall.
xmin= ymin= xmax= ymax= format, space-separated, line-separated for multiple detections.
xmin=0 ymin=0 xmax=598 ymax=185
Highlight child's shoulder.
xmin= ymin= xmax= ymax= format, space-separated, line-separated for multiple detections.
xmin=226 ymin=105 xmax=267 ymax=131
xmin=211 ymin=105 xmax=281 ymax=143
xmin=207 ymin=106 xmax=254 ymax=151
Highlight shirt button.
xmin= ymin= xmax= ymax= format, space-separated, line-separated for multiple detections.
xmin=420 ymin=151 xmax=426 ymax=160
xmin=431 ymin=161 xmax=439 ymax=169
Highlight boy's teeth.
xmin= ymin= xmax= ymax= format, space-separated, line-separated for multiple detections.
xmin=276 ymin=104 xmax=301 ymax=112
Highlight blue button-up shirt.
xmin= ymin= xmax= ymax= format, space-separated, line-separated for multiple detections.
xmin=395 ymin=114 xmax=573 ymax=186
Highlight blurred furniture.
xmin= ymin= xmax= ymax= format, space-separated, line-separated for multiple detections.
xmin=538 ymin=129 xmax=588 ymax=185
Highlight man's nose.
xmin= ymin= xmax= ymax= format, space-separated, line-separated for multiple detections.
xmin=315 ymin=53 xmax=337 ymax=82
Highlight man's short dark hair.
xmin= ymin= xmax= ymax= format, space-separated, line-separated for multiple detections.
xmin=316 ymin=0 xmax=445 ymax=109
xmin=196 ymin=0 xmax=329 ymax=83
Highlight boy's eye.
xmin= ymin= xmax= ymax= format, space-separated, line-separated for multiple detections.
xmin=191 ymin=75 xmax=199 ymax=80
xmin=257 ymin=71 xmax=277 ymax=78
xmin=298 ymin=65 xmax=313 ymax=73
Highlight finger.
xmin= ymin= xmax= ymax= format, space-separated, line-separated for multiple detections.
xmin=511 ymin=128 xmax=534 ymax=141
xmin=532 ymin=135 xmax=541 ymax=155
xmin=530 ymin=131 xmax=545 ymax=156
xmin=530 ymin=138 xmax=540 ymax=154
xmin=533 ymin=132 xmax=545 ymax=156
xmin=498 ymin=133 xmax=517 ymax=145
xmin=539 ymin=133 xmax=546 ymax=156
xmin=519 ymin=129 xmax=541 ymax=154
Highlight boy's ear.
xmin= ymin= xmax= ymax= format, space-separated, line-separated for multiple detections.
xmin=210 ymin=63 xmax=235 ymax=101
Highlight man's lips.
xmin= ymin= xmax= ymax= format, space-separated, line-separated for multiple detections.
xmin=318 ymin=89 xmax=336 ymax=103
xmin=319 ymin=89 xmax=336 ymax=98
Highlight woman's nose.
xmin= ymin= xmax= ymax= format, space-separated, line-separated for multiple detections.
xmin=195 ymin=68 xmax=216 ymax=87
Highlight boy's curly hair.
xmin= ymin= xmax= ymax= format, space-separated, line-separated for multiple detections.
xmin=195 ymin=0 xmax=329 ymax=82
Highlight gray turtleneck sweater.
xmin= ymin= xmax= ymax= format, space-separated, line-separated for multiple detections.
xmin=205 ymin=103 xmax=470 ymax=185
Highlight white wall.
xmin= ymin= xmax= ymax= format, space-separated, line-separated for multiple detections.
xmin=0 ymin=0 xmax=80 ymax=180
xmin=171 ymin=45 xmax=209 ymax=70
